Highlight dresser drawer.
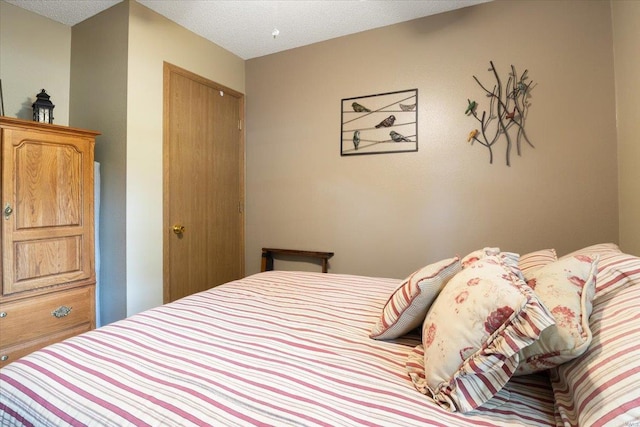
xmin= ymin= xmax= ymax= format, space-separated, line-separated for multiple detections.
xmin=0 ymin=286 xmax=94 ymax=348
xmin=0 ymin=324 xmax=92 ymax=368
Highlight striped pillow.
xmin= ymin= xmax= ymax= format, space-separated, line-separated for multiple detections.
xmin=406 ymin=254 xmax=555 ymax=412
xmin=370 ymin=257 xmax=460 ymax=339
xmin=519 ymin=248 xmax=557 ymax=280
xmin=550 ymin=273 xmax=640 ymax=426
xmin=593 ymin=251 xmax=640 ymax=298
xmin=515 ymin=255 xmax=598 ymax=375
xmin=560 ymin=242 xmax=621 ymax=259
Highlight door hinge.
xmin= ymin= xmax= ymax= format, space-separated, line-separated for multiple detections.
xmin=238 ymin=201 xmax=244 ymax=214
xmin=238 ymin=119 xmax=242 ymax=131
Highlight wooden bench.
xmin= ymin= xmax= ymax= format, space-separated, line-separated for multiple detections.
xmin=261 ymin=248 xmax=334 ymax=273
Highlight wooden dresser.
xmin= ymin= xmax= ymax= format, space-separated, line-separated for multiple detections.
xmin=0 ymin=117 xmax=99 ymax=368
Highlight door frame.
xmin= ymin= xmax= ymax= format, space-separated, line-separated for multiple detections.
xmin=162 ymin=62 xmax=245 ymax=303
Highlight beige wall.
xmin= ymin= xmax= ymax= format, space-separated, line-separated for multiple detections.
xmin=612 ymin=0 xmax=640 ymax=256
xmin=0 ymin=1 xmax=71 ymax=124
xmin=245 ymin=0 xmax=619 ymax=278
xmin=125 ymin=1 xmax=245 ymax=315
xmin=70 ymin=0 xmax=246 ymax=318
xmin=13 ymin=0 xmax=246 ymax=321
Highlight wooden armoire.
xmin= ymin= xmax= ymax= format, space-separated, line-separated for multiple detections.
xmin=0 ymin=117 xmax=99 ymax=367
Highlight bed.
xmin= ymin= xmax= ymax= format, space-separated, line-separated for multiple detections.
xmin=1 ymin=243 xmax=639 ymax=426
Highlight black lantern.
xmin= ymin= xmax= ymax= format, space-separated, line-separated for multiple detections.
xmin=32 ymin=89 xmax=55 ymax=124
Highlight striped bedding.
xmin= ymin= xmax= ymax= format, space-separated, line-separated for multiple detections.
xmin=552 ymin=245 xmax=640 ymax=427
xmin=551 ymin=282 xmax=640 ymax=426
xmin=0 ymin=271 xmax=559 ymax=427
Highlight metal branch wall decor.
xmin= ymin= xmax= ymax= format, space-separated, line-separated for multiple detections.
xmin=341 ymin=89 xmax=418 ymax=156
xmin=465 ymin=61 xmax=534 ymax=166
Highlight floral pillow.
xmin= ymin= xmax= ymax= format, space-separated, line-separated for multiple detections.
xmin=515 ymin=255 xmax=599 ymax=375
xmin=460 ymin=247 xmax=500 ymax=268
xmin=559 ymin=243 xmax=639 ymax=299
xmin=370 ymin=257 xmax=461 ymax=339
xmin=406 ymin=254 xmax=555 ymax=412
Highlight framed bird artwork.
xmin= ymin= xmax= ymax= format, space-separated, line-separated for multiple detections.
xmin=341 ymin=88 xmax=418 ymax=156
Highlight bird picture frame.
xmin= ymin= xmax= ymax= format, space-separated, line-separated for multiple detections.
xmin=341 ymin=88 xmax=418 ymax=156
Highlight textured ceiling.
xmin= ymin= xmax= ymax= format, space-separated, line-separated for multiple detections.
xmin=6 ymin=0 xmax=490 ymax=59
xmin=4 ymin=0 xmax=122 ymax=26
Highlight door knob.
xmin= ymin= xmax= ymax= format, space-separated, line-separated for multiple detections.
xmin=3 ymin=203 xmax=13 ymax=220
xmin=172 ymin=225 xmax=185 ymax=235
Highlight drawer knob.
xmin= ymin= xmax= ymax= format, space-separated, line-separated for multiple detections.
xmin=52 ymin=305 xmax=72 ymax=318
xmin=0 ymin=312 xmax=6 ymax=318
xmin=0 ymin=355 xmax=8 ymax=362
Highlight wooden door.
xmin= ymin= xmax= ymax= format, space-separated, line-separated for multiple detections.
xmin=163 ymin=63 xmax=244 ymax=303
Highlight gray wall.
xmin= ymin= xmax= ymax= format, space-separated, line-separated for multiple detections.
xmin=71 ymin=1 xmax=130 ymax=325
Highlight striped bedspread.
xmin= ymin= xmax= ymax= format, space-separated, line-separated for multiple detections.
xmin=0 ymin=271 xmax=557 ymax=426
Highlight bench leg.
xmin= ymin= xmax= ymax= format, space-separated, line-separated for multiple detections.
xmin=261 ymin=251 xmax=274 ymax=272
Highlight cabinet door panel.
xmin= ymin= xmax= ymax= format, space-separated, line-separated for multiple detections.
xmin=2 ymin=126 xmax=94 ymax=296
xmin=15 ymin=236 xmax=82 ymax=282
xmin=15 ymin=141 xmax=82 ymax=229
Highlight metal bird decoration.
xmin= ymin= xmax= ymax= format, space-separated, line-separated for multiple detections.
xmin=390 ymin=131 xmax=411 ymax=142
xmin=399 ymin=103 xmax=416 ymax=111
xmin=465 ymin=61 xmax=534 ymax=165
xmin=352 ymin=102 xmax=371 ymax=112
xmin=375 ymin=115 xmax=396 ymax=128
xmin=465 ymin=100 xmax=477 ymax=115
xmin=353 ymin=130 xmax=360 ymax=150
